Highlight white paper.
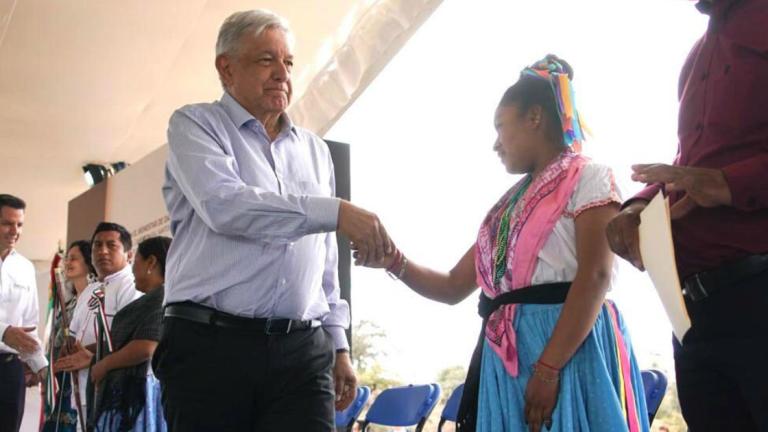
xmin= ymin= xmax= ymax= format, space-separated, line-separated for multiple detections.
xmin=638 ymin=192 xmax=691 ymax=343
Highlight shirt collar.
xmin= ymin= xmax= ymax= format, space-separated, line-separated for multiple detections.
xmin=220 ymin=92 xmax=296 ymax=136
xmin=696 ymin=0 xmax=740 ymax=16
xmin=102 ymin=264 xmax=132 ymax=285
xmin=0 ymin=249 xmax=17 ymax=266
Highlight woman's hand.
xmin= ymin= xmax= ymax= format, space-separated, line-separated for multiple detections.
xmin=90 ymin=359 xmax=110 ymax=385
xmin=53 ymin=342 xmax=93 ymax=372
xmin=524 ymin=367 xmax=560 ymax=432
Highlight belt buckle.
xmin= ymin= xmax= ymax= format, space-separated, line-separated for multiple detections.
xmin=265 ymin=319 xmax=292 ymax=335
xmin=683 ymin=273 xmax=708 ymax=301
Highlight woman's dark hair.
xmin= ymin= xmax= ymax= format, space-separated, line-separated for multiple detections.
xmin=499 ymin=54 xmax=574 ymax=147
xmin=136 ymin=236 xmax=172 ymax=278
xmin=68 ymin=240 xmax=97 ymax=278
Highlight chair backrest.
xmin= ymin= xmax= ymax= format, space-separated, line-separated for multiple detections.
xmin=361 ymin=383 xmax=442 ymax=431
xmin=437 ymin=383 xmax=465 ymax=431
xmin=335 ymin=386 xmax=370 ymax=431
xmin=641 ymin=369 xmax=668 ymax=423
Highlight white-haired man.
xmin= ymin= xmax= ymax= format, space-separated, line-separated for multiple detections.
xmin=153 ymin=9 xmax=391 ymax=431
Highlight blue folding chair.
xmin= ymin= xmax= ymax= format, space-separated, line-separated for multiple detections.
xmin=641 ymin=369 xmax=668 ymax=424
xmin=335 ymin=386 xmax=370 ymax=432
xmin=359 ymin=383 xmax=442 ymax=432
xmin=438 ymin=383 xmax=465 ymax=431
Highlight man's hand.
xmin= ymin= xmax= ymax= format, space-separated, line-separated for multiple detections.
xmin=632 ymin=164 xmax=732 ymax=219
xmin=23 ymin=364 xmax=45 ymax=387
xmin=338 ymin=201 xmax=393 ymax=265
xmin=353 ymin=243 xmax=399 ymax=269
xmin=606 ymin=201 xmax=647 ymax=270
xmin=2 ymin=326 xmax=39 ymax=354
xmin=54 ymin=342 xmax=93 ymax=372
xmin=333 ymin=351 xmax=358 ymax=411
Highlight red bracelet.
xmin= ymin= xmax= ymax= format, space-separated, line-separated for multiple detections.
xmin=386 ymin=249 xmax=403 ymax=272
xmin=536 ymin=359 xmax=560 ymax=372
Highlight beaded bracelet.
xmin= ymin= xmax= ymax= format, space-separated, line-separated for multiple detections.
xmin=397 ymin=256 xmax=409 ymax=279
xmin=386 ymin=250 xmax=408 ymax=280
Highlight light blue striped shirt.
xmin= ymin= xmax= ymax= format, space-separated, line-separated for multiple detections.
xmin=162 ymin=92 xmax=349 ymax=349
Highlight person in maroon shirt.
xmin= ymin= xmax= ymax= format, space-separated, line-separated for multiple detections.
xmin=606 ymin=0 xmax=768 ymax=429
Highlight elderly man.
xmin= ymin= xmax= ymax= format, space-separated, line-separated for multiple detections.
xmin=0 ymin=194 xmax=47 ymax=432
xmin=607 ymin=0 xmax=768 ymax=429
xmin=153 ymin=9 xmax=391 ymax=431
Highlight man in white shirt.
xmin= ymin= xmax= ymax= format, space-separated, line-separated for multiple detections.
xmin=54 ymin=222 xmax=141 ymax=427
xmin=0 ymin=194 xmax=48 ymax=432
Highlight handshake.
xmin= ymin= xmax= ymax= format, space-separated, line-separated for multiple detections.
xmin=337 ymin=201 xmax=398 ymax=269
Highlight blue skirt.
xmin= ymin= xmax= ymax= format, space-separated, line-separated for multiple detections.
xmin=477 ymin=302 xmax=650 ymax=432
xmin=95 ymin=374 xmax=166 ymax=432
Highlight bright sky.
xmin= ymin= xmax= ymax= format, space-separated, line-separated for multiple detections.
xmin=326 ymin=0 xmax=708 ymax=384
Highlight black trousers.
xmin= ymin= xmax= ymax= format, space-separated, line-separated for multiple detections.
xmin=673 ymin=268 xmax=768 ymax=431
xmin=0 ymin=354 xmax=25 ymax=432
xmin=152 ymin=316 xmax=336 ymax=432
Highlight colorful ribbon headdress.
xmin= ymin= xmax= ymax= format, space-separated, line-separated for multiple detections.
xmin=521 ymin=55 xmax=587 ymax=152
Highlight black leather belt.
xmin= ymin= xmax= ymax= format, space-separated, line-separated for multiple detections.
xmin=682 ymin=254 xmax=768 ymax=302
xmin=164 ymin=302 xmax=319 ymax=335
xmin=1 ymin=353 xmax=18 ymax=363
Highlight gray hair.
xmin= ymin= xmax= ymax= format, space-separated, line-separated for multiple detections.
xmin=216 ymin=9 xmax=293 ymax=57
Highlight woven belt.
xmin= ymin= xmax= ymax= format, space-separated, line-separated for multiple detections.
xmin=164 ymin=302 xmax=319 ymax=335
xmin=682 ymin=254 xmax=768 ymax=302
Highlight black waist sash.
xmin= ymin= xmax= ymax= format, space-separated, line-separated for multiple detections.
xmin=456 ymin=282 xmax=571 ymax=431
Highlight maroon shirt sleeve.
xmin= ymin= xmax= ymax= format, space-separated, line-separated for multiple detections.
xmin=722 ymin=151 xmax=768 ymax=211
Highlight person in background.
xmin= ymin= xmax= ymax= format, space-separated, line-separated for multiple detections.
xmin=55 ymin=222 xmax=142 ymax=427
xmin=90 ymin=236 xmax=171 ymax=432
xmin=43 ymin=240 xmax=97 ymax=431
xmin=0 ymin=193 xmax=48 ymax=432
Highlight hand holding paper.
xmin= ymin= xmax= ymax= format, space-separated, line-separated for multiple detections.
xmin=638 ymin=192 xmax=691 ymax=343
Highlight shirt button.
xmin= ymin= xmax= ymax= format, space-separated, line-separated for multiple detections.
xmin=700 ymin=71 xmax=708 ymax=81
xmin=695 ymin=123 xmax=703 ymax=132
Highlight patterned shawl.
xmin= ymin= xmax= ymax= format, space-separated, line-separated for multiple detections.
xmin=474 ymin=150 xmax=587 ymax=376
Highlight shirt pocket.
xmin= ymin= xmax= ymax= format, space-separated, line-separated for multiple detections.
xmin=0 ymin=275 xmax=30 ymax=304
xmin=709 ymin=29 xmax=768 ymax=130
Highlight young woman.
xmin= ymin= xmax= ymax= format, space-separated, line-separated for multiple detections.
xmin=362 ymin=56 xmax=649 ymax=431
xmin=44 ymin=240 xmax=97 ymax=431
